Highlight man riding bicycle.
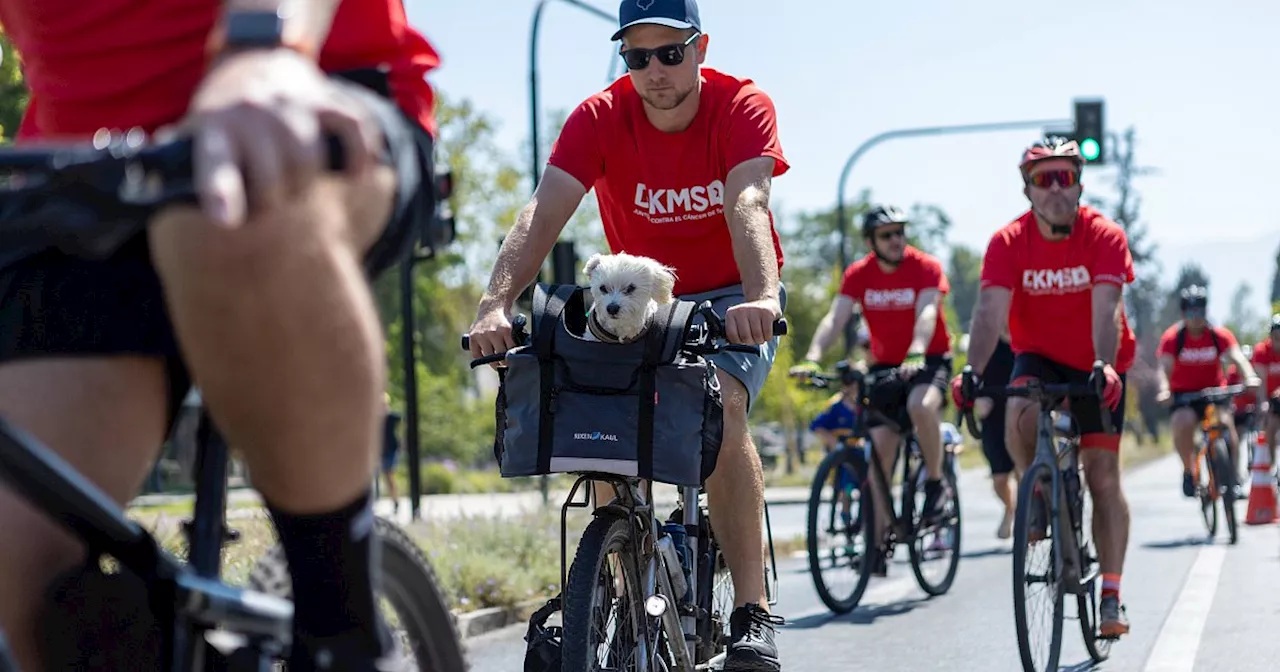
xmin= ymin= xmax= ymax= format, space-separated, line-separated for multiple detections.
xmin=794 ymin=205 xmax=955 ymax=549
xmin=958 ymin=136 xmax=1136 ymax=639
xmin=0 ymin=1 xmax=439 ymax=670
xmin=1154 ymin=285 xmax=1260 ymax=499
xmin=465 ymin=1 xmax=787 ymax=668
xmin=1252 ymin=314 xmax=1280 ymax=458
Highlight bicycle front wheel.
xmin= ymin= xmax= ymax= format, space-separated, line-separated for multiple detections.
xmin=1196 ymin=449 xmax=1219 ymax=538
xmin=248 ymin=517 xmax=467 ymax=671
xmin=562 ymin=514 xmax=652 ymax=672
xmin=907 ymin=459 xmax=961 ymax=597
xmin=806 ymin=447 xmax=872 ymax=614
xmin=1013 ymin=461 xmax=1064 ymax=672
xmin=1212 ymin=438 xmax=1239 ymax=545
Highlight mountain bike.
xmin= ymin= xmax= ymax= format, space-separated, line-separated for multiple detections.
xmin=793 ymin=368 xmax=962 ymax=614
xmin=959 ymin=362 xmax=1114 ymax=672
xmin=1171 ymin=384 xmax=1246 ymax=545
xmin=465 ymin=306 xmax=786 ymax=671
xmin=0 ymin=132 xmax=465 ymax=670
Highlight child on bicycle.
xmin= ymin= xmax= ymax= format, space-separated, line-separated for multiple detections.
xmin=808 ymin=361 xmax=867 ymax=535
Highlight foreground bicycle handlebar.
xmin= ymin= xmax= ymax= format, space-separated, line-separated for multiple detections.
xmin=1170 ymin=384 xmax=1247 ymax=407
xmin=958 ymin=361 xmax=1111 ymax=440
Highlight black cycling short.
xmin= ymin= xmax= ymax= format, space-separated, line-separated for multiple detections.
xmin=1009 ymin=353 xmax=1126 ymax=449
xmin=980 ymin=339 xmax=1016 ymax=476
xmin=0 ymin=69 xmax=435 ymax=421
xmin=1169 ymin=398 xmax=1212 ymax=422
xmin=864 ymin=355 xmax=952 ymax=431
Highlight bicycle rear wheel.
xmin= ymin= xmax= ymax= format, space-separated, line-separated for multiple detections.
xmin=1212 ymin=438 xmax=1239 ymax=545
xmin=249 ymin=517 xmax=467 ymax=671
xmin=1013 ymin=461 xmax=1064 ymax=672
xmin=907 ymin=458 xmax=961 ymax=596
xmin=806 ymin=448 xmax=873 ymax=614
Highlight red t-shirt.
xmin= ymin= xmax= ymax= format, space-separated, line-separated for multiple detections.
xmin=839 ymin=247 xmax=951 ymax=364
xmin=0 ymin=1 xmax=440 ymax=139
xmin=547 ymin=68 xmax=789 ymax=296
xmin=1156 ymin=323 xmax=1236 ymax=392
xmin=981 ymin=206 xmax=1137 ymax=373
xmin=1253 ymin=338 xmax=1280 ymax=397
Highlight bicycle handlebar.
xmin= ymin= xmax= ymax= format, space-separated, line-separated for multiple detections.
xmin=459 ymin=299 xmax=786 ymax=369
xmin=0 ymin=131 xmax=347 ymax=261
xmin=958 ymin=361 xmax=1109 ymax=440
xmin=1170 ymin=384 xmax=1247 ymax=407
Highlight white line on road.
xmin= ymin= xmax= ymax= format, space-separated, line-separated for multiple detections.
xmin=1143 ymin=544 xmax=1227 ymax=672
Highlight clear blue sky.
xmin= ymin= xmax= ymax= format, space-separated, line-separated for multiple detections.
xmin=407 ymin=0 xmax=1279 ymax=319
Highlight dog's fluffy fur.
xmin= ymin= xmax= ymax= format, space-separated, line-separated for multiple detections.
xmin=581 ymin=253 xmax=677 ymax=344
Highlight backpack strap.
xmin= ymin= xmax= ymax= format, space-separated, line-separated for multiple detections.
xmin=1175 ymin=324 xmax=1225 ymax=358
xmin=532 ymin=283 xmax=578 ymax=359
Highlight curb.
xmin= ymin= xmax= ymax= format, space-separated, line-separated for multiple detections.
xmin=454 ymin=597 xmax=546 ymax=640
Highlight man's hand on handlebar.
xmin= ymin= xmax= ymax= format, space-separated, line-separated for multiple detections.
xmin=1155 ymin=385 xmax=1172 ymax=406
xmin=467 ymin=303 xmax=517 ymax=359
xmin=1099 ymin=363 xmax=1123 ymax=411
xmin=788 ymin=359 xmax=821 ymax=378
xmin=725 ymin=297 xmax=782 ymax=345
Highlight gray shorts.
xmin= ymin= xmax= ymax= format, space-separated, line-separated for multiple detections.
xmin=679 ymin=284 xmax=787 ymax=413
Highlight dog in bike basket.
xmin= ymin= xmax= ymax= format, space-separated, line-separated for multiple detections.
xmin=581 ymin=253 xmax=677 ymax=344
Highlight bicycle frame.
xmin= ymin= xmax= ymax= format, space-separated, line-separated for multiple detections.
xmin=0 ymin=407 xmax=291 ymax=671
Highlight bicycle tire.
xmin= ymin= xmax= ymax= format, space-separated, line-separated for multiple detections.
xmin=1212 ymin=439 xmax=1239 ymax=545
xmin=806 ymin=448 xmax=873 ymax=614
xmin=695 ymin=530 xmax=734 ymax=663
xmin=908 ymin=461 xmax=961 ymax=597
xmin=562 ymin=514 xmax=650 ymax=671
xmin=247 ymin=517 xmax=468 ymax=671
xmin=1078 ymin=574 xmax=1112 ymax=662
xmin=1197 ymin=451 xmax=1219 ymax=538
xmin=1013 ymin=461 xmax=1064 ymax=672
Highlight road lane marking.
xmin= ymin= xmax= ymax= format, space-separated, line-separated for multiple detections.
xmin=1143 ymin=544 xmax=1227 ymax=672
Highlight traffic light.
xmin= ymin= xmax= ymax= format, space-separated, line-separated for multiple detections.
xmin=551 ymin=241 xmax=578 ymax=285
xmin=1072 ymin=100 xmax=1105 ymax=165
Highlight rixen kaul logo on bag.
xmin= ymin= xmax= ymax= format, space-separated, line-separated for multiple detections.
xmin=574 ymin=431 xmax=620 ymax=442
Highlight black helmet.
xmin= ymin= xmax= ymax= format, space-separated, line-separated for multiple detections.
xmin=1271 ymin=313 xmax=1280 ymax=332
xmin=861 ymin=205 xmax=909 ymax=239
xmin=1179 ymin=285 xmax=1208 ymax=311
xmin=835 ymin=360 xmax=863 ymax=387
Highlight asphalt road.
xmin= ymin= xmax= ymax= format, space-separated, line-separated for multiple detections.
xmin=463 ymin=454 xmax=1280 ymax=671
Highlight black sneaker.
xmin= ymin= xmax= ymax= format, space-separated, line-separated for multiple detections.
xmin=724 ymin=603 xmax=783 ymax=671
xmin=1182 ymin=471 xmax=1196 ymax=498
xmin=921 ymin=479 xmax=945 ymax=524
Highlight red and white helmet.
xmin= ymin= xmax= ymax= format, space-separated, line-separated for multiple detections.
xmin=1019 ymin=136 xmax=1083 ymax=178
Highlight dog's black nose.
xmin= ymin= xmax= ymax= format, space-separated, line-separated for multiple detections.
xmin=606 ymin=303 xmax=621 ymax=316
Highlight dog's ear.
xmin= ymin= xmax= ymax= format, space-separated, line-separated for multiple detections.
xmin=654 ymin=264 xmax=677 ymax=305
xmin=582 ymin=254 xmax=603 ymax=282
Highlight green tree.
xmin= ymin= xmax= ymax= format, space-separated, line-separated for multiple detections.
xmin=0 ymin=33 xmax=30 ymax=140
xmin=1225 ymin=281 xmax=1266 ymax=345
xmin=1270 ymin=240 xmax=1280 ymax=305
xmin=946 ymin=244 xmax=982 ymax=332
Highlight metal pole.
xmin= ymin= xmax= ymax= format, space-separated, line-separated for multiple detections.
xmin=528 ymin=0 xmax=615 ymax=505
xmin=399 ymin=256 xmax=422 ymax=521
xmin=832 ymin=117 xmax=1070 ymax=354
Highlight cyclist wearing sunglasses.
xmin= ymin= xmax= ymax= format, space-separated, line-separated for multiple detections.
xmin=0 ymin=1 xmax=440 ymax=670
xmin=1155 ymin=285 xmax=1260 ymax=499
xmin=958 ymin=136 xmax=1137 ymax=639
xmin=466 ymin=1 xmax=788 ymax=669
xmin=795 ymin=205 xmax=955 ymax=544
xmin=1251 ymin=315 xmax=1280 ymax=458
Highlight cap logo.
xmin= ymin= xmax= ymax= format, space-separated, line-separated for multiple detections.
xmin=637 ymin=0 xmax=655 ymax=9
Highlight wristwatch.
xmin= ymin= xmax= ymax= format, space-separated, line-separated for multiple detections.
xmin=207 ymin=9 xmax=316 ymax=59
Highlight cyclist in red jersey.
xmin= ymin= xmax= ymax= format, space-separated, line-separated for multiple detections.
xmin=0 ymin=2 xmax=439 ymax=670
xmin=1154 ymin=285 xmax=1260 ymax=499
xmin=958 ymin=136 xmax=1135 ymax=639
xmin=1253 ymin=315 xmax=1280 ymax=457
xmin=1227 ymin=346 xmax=1260 ymax=451
xmin=466 ymin=1 xmax=786 ymax=669
xmin=795 ymin=205 xmax=955 ymax=547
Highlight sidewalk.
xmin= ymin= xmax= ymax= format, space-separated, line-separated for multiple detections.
xmin=130 ymin=484 xmax=814 ymax=521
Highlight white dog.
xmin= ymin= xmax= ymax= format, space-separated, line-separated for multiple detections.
xmin=581 ymin=252 xmax=677 ymax=344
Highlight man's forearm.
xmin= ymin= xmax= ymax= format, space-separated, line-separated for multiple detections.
xmin=908 ymin=304 xmax=938 ymax=355
xmin=1092 ymin=293 xmax=1122 ymax=366
xmin=805 ymin=311 xmax=842 ymax=362
xmin=966 ymin=290 xmax=1007 ymax=375
xmin=480 ymin=203 xmax=559 ymax=312
xmin=728 ymin=198 xmax=780 ymax=303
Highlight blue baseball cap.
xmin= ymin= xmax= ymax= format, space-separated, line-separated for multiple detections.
xmin=612 ymin=0 xmax=702 ymax=41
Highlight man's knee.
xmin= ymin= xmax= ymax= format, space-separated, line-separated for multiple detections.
xmin=1170 ymin=407 xmax=1196 ymax=431
xmin=149 ymin=168 xmax=397 ymax=278
xmin=906 ymin=385 xmax=941 ymax=418
xmin=716 ymin=369 xmax=750 ymax=432
xmin=1006 ymin=399 xmax=1036 ymax=441
xmin=1082 ymin=453 xmax=1123 ymax=497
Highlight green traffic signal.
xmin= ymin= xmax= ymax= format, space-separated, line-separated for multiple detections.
xmin=1080 ymin=137 xmax=1101 ymax=161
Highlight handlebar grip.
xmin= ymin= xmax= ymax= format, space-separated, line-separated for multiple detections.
xmin=1090 ymin=360 xmax=1115 ymax=435
xmin=773 ymin=319 xmax=788 ymax=336
xmin=461 ymin=314 xmax=530 ymax=352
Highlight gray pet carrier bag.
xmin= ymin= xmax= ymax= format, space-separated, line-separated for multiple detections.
xmin=493 ymin=283 xmax=725 ymax=487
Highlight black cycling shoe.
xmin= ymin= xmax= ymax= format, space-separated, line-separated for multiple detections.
xmin=921 ymin=478 xmax=946 ymax=523
xmin=1182 ymin=471 xmax=1196 ymax=498
xmin=724 ymin=603 xmax=783 ymax=672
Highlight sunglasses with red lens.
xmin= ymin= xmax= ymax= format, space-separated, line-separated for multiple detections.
xmin=1028 ymin=170 xmax=1080 ymax=189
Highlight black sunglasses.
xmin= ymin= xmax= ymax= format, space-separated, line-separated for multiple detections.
xmin=875 ymin=228 xmax=905 ymax=242
xmin=620 ymin=32 xmax=700 ymax=71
